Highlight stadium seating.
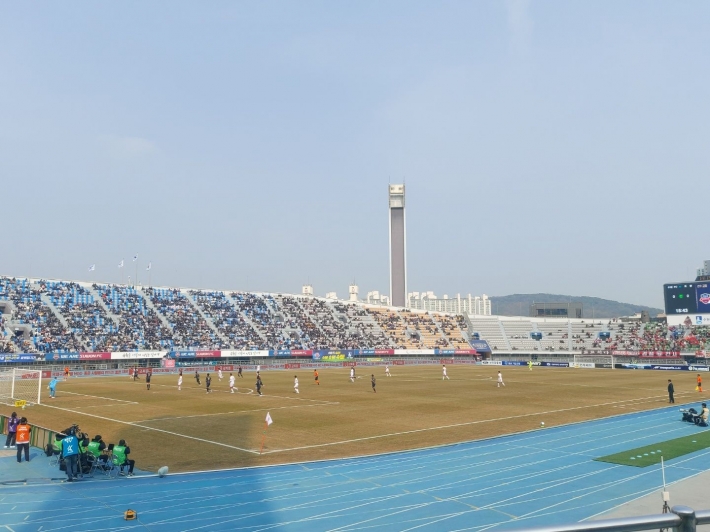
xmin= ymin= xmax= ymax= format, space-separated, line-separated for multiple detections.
xmin=4 ymin=275 xmax=708 ymax=356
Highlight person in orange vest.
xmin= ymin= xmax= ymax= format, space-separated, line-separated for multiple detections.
xmin=15 ymin=417 xmax=31 ymax=463
xmin=314 ymin=370 xmax=320 ymax=386
xmin=698 ymin=374 xmax=703 ymax=393
xmin=63 ymin=367 xmax=70 ymax=381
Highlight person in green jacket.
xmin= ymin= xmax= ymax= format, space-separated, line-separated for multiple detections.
xmin=113 ymin=439 xmax=135 ymax=476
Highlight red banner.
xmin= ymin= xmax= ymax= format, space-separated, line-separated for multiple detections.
xmin=375 ymin=349 xmax=395 ymax=355
xmin=392 ymin=360 xmax=405 ymax=365
xmin=195 ymin=350 xmax=221 ymax=358
xmin=290 ymin=350 xmax=313 ymax=357
xmin=440 ymin=359 xmax=454 ymax=365
xmin=453 ymin=349 xmax=477 ymax=355
xmin=284 ymin=363 xmax=301 ymax=369
xmin=79 ymin=352 xmax=112 ymax=360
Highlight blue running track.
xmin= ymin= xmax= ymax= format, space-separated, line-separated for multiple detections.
xmin=1 ymin=403 xmax=708 ymax=531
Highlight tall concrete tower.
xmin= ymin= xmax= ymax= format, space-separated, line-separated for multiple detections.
xmin=388 ymin=184 xmax=407 ymax=307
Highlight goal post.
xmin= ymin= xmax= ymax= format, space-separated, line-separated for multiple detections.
xmin=572 ymin=354 xmax=614 ymax=369
xmin=0 ymin=369 xmax=42 ymax=406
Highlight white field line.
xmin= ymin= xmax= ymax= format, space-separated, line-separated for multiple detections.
xmin=260 ymin=393 xmax=673 ymax=454
xmin=131 ymin=402 xmax=340 ymax=424
xmin=38 ymin=403 xmax=260 ymax=454
xmin=57 ymin=391 xmax=138 ymax=404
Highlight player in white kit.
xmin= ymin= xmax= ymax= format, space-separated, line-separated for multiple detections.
xmin=442 ymin=365 xmax=450 ymax=380
xmin=177 ymin=373 xmax=183 ymax=391
xmin=218 ymin=368 xmax=223 ymax=381
xmin=385 ymin=364 xmax=391 ymax=377
xmin=497 ymin=371 xmax=505 ymax=387
xmin=350 ymin=367 xmax=355 ymax=383
xmin=229 ymin=373 xmax=236 ymax=393
xmin=294 ymin=375 xmax=299 ymax=394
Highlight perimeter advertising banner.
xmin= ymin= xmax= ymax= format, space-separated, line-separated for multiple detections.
xmin=112 ymin=351 xmax=167 ymax=360
xmin=1 ymin=353 xmax=41 ymax=362
xmin=221 ymin=350 xmax=268 ymax=358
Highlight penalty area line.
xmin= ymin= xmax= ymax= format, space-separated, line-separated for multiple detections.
xmin=38 ymin=403 xmax=260 ymax=454
xmin=58 ymin=391 xmax=138 ymax=404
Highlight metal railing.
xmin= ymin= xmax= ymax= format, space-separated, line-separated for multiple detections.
xmin=0 ymin=414 xmax=59 ymax=451
xmin=510 ymin=506 xmax=710 ymax=532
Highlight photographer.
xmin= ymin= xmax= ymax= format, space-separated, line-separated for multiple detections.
xmin=113 ymin=439 xmax=135 ymax=476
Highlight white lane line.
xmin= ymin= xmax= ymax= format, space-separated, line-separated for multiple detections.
xmin=261 ymin=393 xmax=672 ymax=454
xmin=38 ymin=403 xmax=260 ymax=454
xmin=58 ymin=391 xmax=138 ymax=404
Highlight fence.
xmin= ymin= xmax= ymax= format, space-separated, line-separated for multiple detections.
xmin=0 ymin=414 xmax=58 ymax=451
xmin=511 ymin=505 xmax=710 ymax=532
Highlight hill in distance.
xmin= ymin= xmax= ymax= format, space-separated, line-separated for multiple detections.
xmin=489 ymin=294 xmax=663 ymax=319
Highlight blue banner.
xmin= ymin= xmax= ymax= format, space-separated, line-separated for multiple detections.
xmin=541 ymin=361 xmax=569 ymax=367
xmin=44 ymin=353 xmax=80 ymax=361
xmin=502 ymin=361 xmax=527 ymax=366
xmin=469 ymin=340 xmax=492 ymax=352
xmin=172 ymin=351 xmax=196 ymax=359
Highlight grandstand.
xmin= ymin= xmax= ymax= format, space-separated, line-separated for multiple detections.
xmin=2 ymin=275 xmax=709 ymax=363
xmin=0 ymin=276 xmax=472 ymax=353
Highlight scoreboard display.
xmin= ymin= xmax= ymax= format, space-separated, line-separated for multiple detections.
xmin=664 ymin=282 xmax=710 ymax=315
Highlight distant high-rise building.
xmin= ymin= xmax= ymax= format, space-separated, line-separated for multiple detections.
xmin=389 ymin=184 xmax=406 ymax=308
xmin=408 ymin=292 xmax=491 ymax=315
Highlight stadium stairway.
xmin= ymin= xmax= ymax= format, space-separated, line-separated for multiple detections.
xmin=39 ymin=293 xmax=70 ymax=331
xmin=85 ymin=285 xmax=123 ymax=331
xmin=181 ymin=290 xmax=231 ymax=346
xmin=224 ymin=293 xmax=269 ymax=344
xmin=139 ymin=288 xmax=175 ymax=330
xmin=499 ymin=319 xmax=512 ymax=350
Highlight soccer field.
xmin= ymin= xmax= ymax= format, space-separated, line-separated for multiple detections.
xmin=27 ymin=365 xmax=705 ymax=473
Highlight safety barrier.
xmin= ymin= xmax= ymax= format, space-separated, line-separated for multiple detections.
xmin=0 ymin=414 xmax=58 ymax=451
xmin=510 ymin=505 xmax=710 ymax=532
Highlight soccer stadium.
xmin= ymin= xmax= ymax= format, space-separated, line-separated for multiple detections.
xmin=2 ymin=3 xmax=710 ymax=532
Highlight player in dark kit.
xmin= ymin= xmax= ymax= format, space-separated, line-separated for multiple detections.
xmin=195 ymin=370 xmax=201 ymax=385
xmin=371 ymin=374 xmax=376 ymax=393
xmin=256 ymin=374 xmax=263 ymax=395
xmin=145 ymin=371 xmax=151 ymax=390
xmin=237 ymin=366 xmax=243 ymax=378
xmin=206 ymin=373 xmax=212 ymax=393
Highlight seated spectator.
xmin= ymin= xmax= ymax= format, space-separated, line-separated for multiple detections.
xmin=87 ymin=434 xmax=107 ymax=461
xmin=113 ymin=439 xmax=135 ymax=476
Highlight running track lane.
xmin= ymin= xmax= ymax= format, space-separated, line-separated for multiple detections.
xmin=0 ymin=404 xmax=708 ymax=531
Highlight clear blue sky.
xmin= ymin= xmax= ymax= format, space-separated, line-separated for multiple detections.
xmin=1 ymin=2 xmax=708 ymax=308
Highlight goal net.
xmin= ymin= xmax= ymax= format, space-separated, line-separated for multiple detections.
xmin=572 ymin=354 xmax=614 ymax=368
xmin=0 ymin=369 xmax=42 ymax=406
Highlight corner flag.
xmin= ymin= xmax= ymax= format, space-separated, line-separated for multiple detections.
xmin=265 ymin=412 xmax=273 ymax=426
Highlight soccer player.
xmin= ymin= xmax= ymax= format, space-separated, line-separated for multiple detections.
xmin=48 ymin=377 xmax=58 ymax=398
xmin=206 ymin=373 xmax=212 ymax=393
xmin=497 ymin=371 xmax=505 ymax=387
xmin=177 ymin=371 xmax=183 ymax=391
xmin=294 ymin=375 xmax=299 ymax=394
xmin=195 ymin=370 xmax=201 ymax=385
xmin=385 ymin=364 xmax=391 ymax=377
xmin=237 ymin=365 xmax=243 ymax=378
xmin=256 ymin=365 xmax=261 ymax=373
xmin=442 ymin=365 xmax=449 ymax=380
xmin=528 ymin=360 xmax=533 ymax=371
xmin=314 ymin=370 xmax=320 ymax=385
xmin=371 ymin=374 xmax=376 ymax=393
xmin=697 ymin=374 xmax=703 ymax=393
xmin=145 ymin=370 xmax=152 ymax=391
xmin=256 ymin=374 xmax=263 ymax=396
xmin=350 ymin=367 xmax=355 ymax=383
xmin=218 ymin=368 xmax=223 ymax=381
xmin=64 ymin=367 xmax=69 ymax=381
xmin=133 ymin=366 xmax=139 ymax=381
xmin=229 ymin=373 xmax=236 ymax=393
